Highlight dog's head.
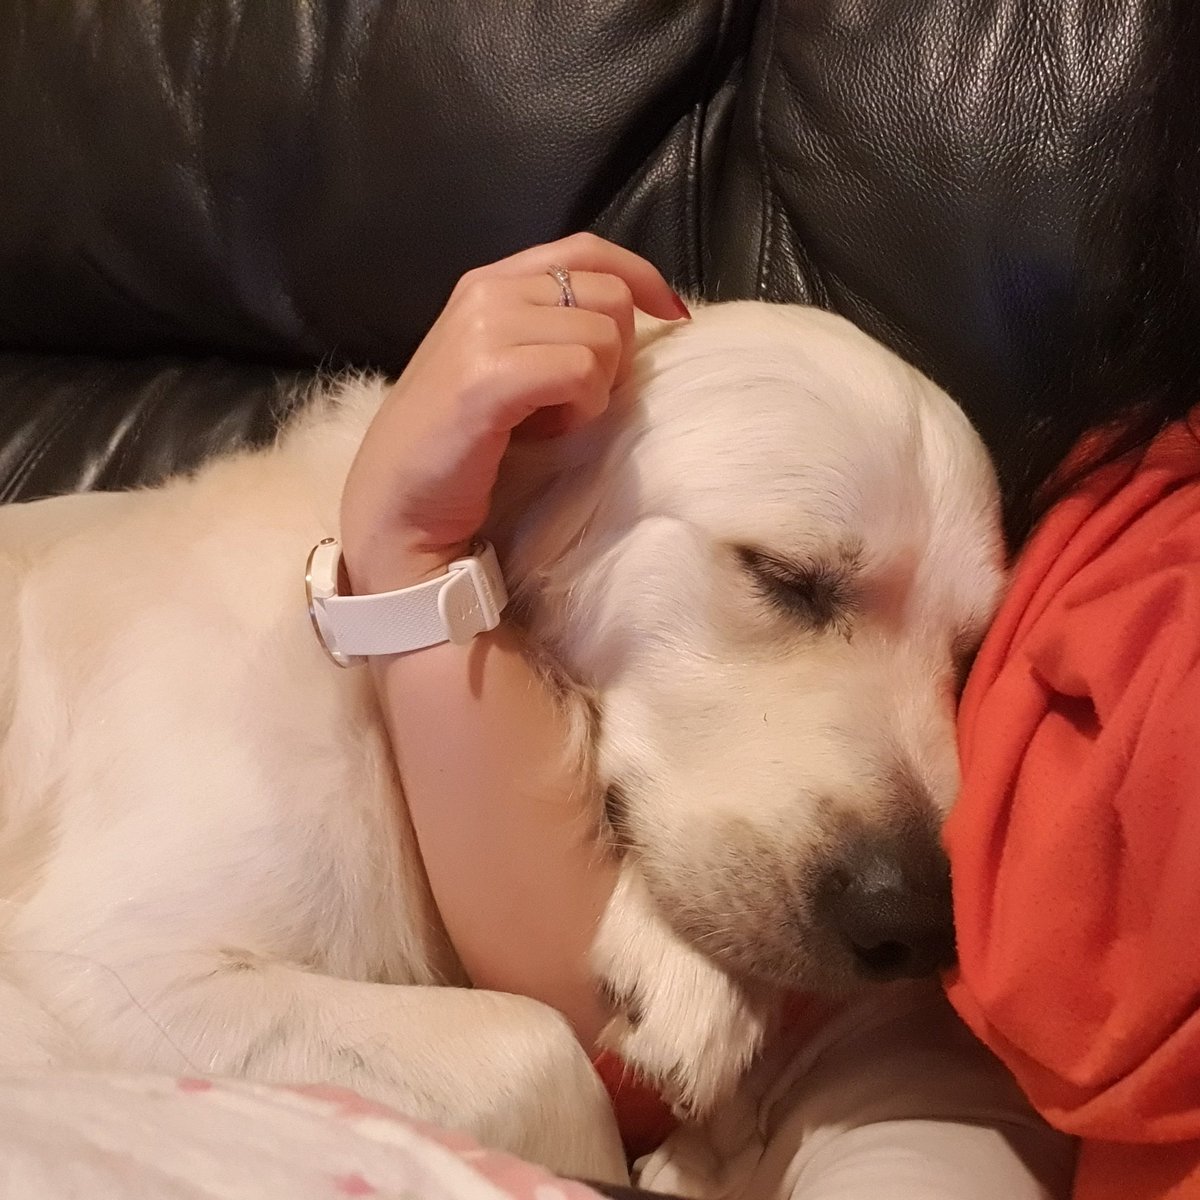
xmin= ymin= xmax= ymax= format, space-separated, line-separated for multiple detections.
xmin=491 ymin=302 xmax=1005 ymax=998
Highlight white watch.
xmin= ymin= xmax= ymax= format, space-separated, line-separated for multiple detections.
xmin=305 ymin=538 xmax=508 ymax=667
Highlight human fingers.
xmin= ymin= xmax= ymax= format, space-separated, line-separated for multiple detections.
xmin=477 ymin=341 xmax=614 ymax=440
xmin=444 ymin=268 xmax=636 ymax=386
xmin=461 ymin=231 xmax=690 ymax=324
xmin=526 ymin=270 xmax=640 ymax=385
xmin=498 ymin=300 xmax=625 ymax=391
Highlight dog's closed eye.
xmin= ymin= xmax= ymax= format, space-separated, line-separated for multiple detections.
xmin=736 ymin=546 xmax=858 ymax=636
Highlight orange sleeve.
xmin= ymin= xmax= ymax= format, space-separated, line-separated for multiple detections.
xmin=944 ymin=414 xmax=1200 ymax=1199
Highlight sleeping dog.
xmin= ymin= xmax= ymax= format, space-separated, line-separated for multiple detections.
xmin=0 ymin=303 xmax=1010 ymax=1184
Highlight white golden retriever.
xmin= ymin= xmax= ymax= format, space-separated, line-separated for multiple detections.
xmin=0 ymin=303 xmax=1016 ymax=1185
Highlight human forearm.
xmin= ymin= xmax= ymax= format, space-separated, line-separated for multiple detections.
xmin=336 ymin=234 xmax=685 ymax=1048
xmin=366 ymin=614 xmax=618 ymax=1048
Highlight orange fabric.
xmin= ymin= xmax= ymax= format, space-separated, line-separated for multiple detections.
xmin=945 ymin=410 xmax=1200 ymax=1199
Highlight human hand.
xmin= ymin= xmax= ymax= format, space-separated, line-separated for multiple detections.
xmin=339 ymin=232 xmax=689 ymax=594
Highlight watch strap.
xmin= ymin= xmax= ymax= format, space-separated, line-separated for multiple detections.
xmin=307 ymin=540 xmax=508 ymax=665
xmin=323 ymin=570 xmax=459 ymax=657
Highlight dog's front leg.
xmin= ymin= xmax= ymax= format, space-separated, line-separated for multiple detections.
xmin=34 ymin=950 xmax=627 ymax=1185
xmin=592 ymin=861 xmax=775 ymax=1119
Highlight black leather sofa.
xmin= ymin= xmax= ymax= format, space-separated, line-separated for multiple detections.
xmin=4 ymin=0 xmax=1198 ymax=547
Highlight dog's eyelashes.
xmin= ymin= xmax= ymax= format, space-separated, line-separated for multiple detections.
xmin=736 ymin=546 xmax=856 ymax=635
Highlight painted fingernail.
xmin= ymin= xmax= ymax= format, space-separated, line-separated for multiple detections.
xmin=671 ymin=291 xmax=692 ymax=320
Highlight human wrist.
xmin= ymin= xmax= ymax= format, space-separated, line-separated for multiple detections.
xmin=340 ymin=530 xmax=473 ymax=596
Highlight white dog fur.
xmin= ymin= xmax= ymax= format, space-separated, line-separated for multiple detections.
xmin=0 ymin=302 xmax=1052 ymax=1190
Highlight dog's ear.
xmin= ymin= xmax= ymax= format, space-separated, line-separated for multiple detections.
xmin=487 ymin=309 xmax=701 ymax=619
xmin=486 ymin=429 xmax=622 ymax=599
xmin=485 ymin=367 xmax=648 ymax=598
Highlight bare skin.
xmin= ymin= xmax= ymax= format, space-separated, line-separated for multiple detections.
xmin=338 ymin=232 xmax=690 ymax=1046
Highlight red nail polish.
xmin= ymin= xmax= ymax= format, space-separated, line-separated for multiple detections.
xmin=671 ymin=291 xmax=692 ymax=320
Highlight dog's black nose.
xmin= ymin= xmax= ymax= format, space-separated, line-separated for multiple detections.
xmin=823 ymin=848 xmax=956 ymax=980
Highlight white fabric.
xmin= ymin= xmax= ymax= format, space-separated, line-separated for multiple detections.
xmin=636 ymin=987 xmax=1076 ymax=1200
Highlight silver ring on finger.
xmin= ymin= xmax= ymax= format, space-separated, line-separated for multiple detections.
xmin=546 ymin=264 xmax=576 ymax=308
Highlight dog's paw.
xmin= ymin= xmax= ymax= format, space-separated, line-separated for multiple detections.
xmin=591 ymin=863 xmax=774 ymax=1117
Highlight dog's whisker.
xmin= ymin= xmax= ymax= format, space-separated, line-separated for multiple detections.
xmin=0 ymin=949 xmax=200 ymax=1073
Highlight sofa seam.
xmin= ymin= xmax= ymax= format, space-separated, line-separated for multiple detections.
xmin=751 ymin=0 xmax=781 ymax=298
xmin=683 ymin=0 xmax=754 ymax=295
